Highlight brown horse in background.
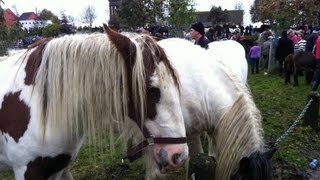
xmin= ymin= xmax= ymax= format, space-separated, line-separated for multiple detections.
xmin=284 ymin=52 xmax=316 ymax=86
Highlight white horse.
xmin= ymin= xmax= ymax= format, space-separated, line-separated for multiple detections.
xmin=0 ymin=25 xmax=188 ymax=180
xmin=207 ymin=40 xmax=248 ymax=84
xmin=158 ymin=38 xmax=274 ymax=180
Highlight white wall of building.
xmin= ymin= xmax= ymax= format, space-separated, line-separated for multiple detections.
xmin=20 ymin=20 xmax=52 ymax=31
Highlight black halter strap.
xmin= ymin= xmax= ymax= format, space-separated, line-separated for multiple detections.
xmin=122 ymin=124 xmax=187 ymax=162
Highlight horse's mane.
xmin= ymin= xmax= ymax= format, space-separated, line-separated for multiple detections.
xmin=213 ymin=66 xmax=265 ymax=179
xmin=32 ymin=33 xmax=150 ymax=143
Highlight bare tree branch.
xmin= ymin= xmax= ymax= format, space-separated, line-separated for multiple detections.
xmin=81 ymin=5 xmax=97 ymax=29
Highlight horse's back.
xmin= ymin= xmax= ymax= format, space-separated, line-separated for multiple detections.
xmin=208 ymin=40 xmax=248 ymax=84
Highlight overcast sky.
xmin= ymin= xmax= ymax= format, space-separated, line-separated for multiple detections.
xmin=3 ymin=0 xmax=254 ymax=26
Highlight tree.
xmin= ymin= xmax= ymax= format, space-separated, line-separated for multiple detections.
xmin=81 ymin=5 xmax=97 ymax=29
xmin=117 ymin=0 xmax=147 ymax=29
xmin=0 ymin=0 xmax=7 ymax=55
xmin=38 ymin=9 xmax=60 ymax=24
xmin=42 ymin=23 xmax=60 ymax=37
xmin=167 ymin=0 xmax=196 ymax=35
xmin=250 ymin=0 xmax=320 ymax=29
xmin=208 ymin=6 xmax=226 ymax=25
xmin=234 ymin=1 xmax=243 ymax=10
xmin=7 ymin=22 xmax=24 ymax=41
xmin=60 ymin=11 xmax=74 ymax=34
xmin=117 ymin=0 xmax=165 ymax=29
xmin=0 ymin=1 xmax=7 ymax=40
xmin=144 ymin=0 xmax=166 ymax=25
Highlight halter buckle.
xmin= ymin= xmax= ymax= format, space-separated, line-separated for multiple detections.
xmin=147 ymin=135 xmax=155 ymax=145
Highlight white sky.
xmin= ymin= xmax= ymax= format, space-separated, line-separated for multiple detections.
xmin=3 ymin=0 xmax=254 ymax=26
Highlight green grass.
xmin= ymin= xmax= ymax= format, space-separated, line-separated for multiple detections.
xmin=1 ymin=72 xmax=319 ymax=179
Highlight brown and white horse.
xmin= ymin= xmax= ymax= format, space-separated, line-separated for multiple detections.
xmin=0 ymin=25 xmax=188 ymax=179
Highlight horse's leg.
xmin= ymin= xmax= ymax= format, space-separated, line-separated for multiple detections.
xmin=285 ymin=71 xmax=290 ymax=84
xmin=186 ymin=134 xmax=204 ymax=180
xmin=207 ymin=133 xmax=217 ymax=159
xmin=60 ymin=165 xmax=74 ymax=180
xmin=187 ymin=134 xmax=203 ymax=156
xmin=47 ymin=170 xmax=64 ymax=180
xmin=13 ymin=166 xmax=27 ymax=180
xmin=293 ymin=66 xmax=299 ymax=86
xmin=144 ymin=148 xmax=166 ymax=180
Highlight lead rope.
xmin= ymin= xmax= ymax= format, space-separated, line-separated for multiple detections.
xmin=113 ymin=159 xmax=130 ymax=180
xmin=270 ymin=98 xmax=313 ymax=149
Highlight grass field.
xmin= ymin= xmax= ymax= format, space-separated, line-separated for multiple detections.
xmin=0 ymin=72 xmax=319 ymax=179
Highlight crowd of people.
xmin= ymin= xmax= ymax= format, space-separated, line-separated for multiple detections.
xmin=185 ymin=21 xmax=320 ymax=91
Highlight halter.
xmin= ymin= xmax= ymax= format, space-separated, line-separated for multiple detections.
xmin=122 ymin=124 xmax=187 ymax=162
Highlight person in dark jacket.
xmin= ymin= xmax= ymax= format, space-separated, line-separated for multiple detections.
xmin=275 ymin=30 xmax=294 ymax=75
xmin=190 ymin=22 xmax=210 ymax=49
xmin=306 ymin=30 xmax=319 ymax=52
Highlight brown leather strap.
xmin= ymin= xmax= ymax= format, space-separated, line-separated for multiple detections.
xmin=123 ymin=136 xmax=187 ymax=162
xmin=153 ymin=137 xmax=187 ymax=144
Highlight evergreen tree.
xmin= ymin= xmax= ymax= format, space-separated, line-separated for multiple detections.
xmin=208 ymin=6 xmax=226 ymax=25
xmin=117 ymin=0 xmax=148 ymax=29
xmin=117 ymin=0 xmax=165 ymax=29
xmin=166 ymin=0 xmax=196 ymax=37
xmin=38 ymin=9 xmax=60 ymax=24
xmin=0 ymin=0 xmax=8 ymax=55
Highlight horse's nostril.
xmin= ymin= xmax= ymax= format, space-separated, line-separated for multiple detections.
xmin=172 ymin=153 xmax=181 ymax=165
xmin=159 ymin=148 xmax=168 ymax=167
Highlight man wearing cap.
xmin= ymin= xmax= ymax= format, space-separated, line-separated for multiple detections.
xmin=190 ymin=22 xmax=210 ymax=49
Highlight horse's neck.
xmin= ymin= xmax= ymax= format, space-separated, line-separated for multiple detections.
xmin=177 ymin=59 xmax=240 ymax=134
xmin=0 ymin=51 xmax=27 ymax=95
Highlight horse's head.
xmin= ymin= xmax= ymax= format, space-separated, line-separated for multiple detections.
xmin=231 ymin=149 xmax=276 ymax=180
xmin=104 ymin=24 xmax=188 ymax=173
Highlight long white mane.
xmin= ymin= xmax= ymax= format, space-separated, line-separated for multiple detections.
xmin=32 ymin=33 xmax=147 ymax=143
xmin=212 ymin=71 xmax=264 ymax=179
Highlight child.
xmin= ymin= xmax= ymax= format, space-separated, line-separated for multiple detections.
xmin=249 ymin=41 xmax=261 ymax=74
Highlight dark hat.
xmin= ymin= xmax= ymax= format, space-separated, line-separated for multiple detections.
xmin=191 ymin=22 xmax=205 ymax=35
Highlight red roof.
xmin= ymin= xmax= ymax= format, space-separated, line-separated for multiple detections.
xmin=4 ymin=9 xmax=18 ymax=28
xmin=19 ymin=12 xmax=38 ymax=21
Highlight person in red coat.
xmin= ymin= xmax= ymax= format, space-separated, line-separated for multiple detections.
xmin=311 ymin=31 xmax=320 ymax=91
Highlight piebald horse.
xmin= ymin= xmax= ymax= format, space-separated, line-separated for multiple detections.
xmin=0 ymin=25 xmax=188 ymax=179
xmin=158 ymin=38 xmax=273 ymax=180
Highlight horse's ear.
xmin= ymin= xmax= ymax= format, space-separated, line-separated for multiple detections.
xmin=103 ymin=23 xmax=136 ymax=61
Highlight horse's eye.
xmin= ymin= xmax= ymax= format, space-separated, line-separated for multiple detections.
xmin=146 ymin=87 xmax=161 ymax=119
xmin=147 ymin=87 xmax=160 ymax=101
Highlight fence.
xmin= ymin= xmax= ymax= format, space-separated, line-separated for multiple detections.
xmin=303 ymin=91 xmax=320 ymax=130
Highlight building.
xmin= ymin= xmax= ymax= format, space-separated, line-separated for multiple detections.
xmin=195 ymin=10 xmax=244 ymax=27
xmin=19 ymin=12 xmax=52 ymax=31
xmin=108 ymin=0 xmax=120 ymax=30
xmin=4 ymin=8 xmax=18 ymax=28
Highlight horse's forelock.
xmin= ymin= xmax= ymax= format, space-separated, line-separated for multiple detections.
xmin=141 ymin=35 xmax=180 ymax=91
